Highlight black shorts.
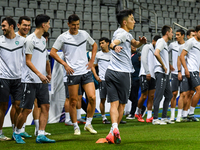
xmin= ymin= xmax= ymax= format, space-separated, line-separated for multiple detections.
xmin=0 ymin=78 xmax=22 ymax=102
xmin=188 ymin=71 xmax=200 ymax=89
xmin=105 ymin=69 xmax=131 ymax=104
xmin=99 ymin=81 xmax=107 ymax=99
xmin=180 ymin=76 xmax=189 ymax=93
xmin=139 ymin=75 xmax=156 ymax=93
xmin=67 ymin=71 xmax=94 ymax=86
xmin=171 ymin=73 xmax=180 ymax=92
xmin=20 ymin=83 xmax=49 ymax=109
xmin=64 ymin=82 xmax=82 ymax=98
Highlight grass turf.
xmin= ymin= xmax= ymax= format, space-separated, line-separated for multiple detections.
xmin=1 ymin=109 xmax=200 ymax=150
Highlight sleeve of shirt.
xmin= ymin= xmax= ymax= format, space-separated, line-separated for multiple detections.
xmin=183 ymin=39 xmax=193 ymax=52
xmin=25 ymin=39 xmax=34 ymax=54
xmin=52 ymin=35 xmax=63 ymax=50
xmin=141 ymin=45 xmax=150 ymax=74
xmin=46 ymin=49 xmax=49 ymax=61
xmin=86 ymin=32 xmax=95 ymax=45
xmin=156 ymin=40 xmax=164 ymax=52
xmin=115 ymin=32 xmax=127 ymax=43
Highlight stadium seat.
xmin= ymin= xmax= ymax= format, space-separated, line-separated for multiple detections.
xmin=9 ymin=0 xmax=18 ymax=7
xmin=171 ymin=18 xmax=177 ymax=24
xmin=58 ymin=3 xmax=66 ymax=11
xmin=183 ymin=13 xmax=189 ymax=19
xmin=184 ymin=1 xmax=189 ymax=7
xmin=35 ymin=9 xmax=44 ymax=16
xmin=189 ymin=14 xmax=195 ymax=20
xmin=162 ymin=11 xmax=168 ymax=18
xmin=29 ymin=0 xmax=37 ymax=9
xmin=101 ymin=13 xmax=108 ymax=22
xmin=0 ymin=7 xmax=3 ymax=16
xmin=85 ymin=0 xmax=92 ymax=5
xmin=51 ymin=0 xmax=59 ymax=2
xmin=162 ymin=5 xmax=167 ymax=11
xmin=156 ymin=11 xmax=162 ymax=17
xmin=178 ymin=19 xmax=184 ymax=26
xmin=191 ymin=19 xmax=197 ymax=28
xmin=4 ymin=7 xmax=14 ymax=16
xmin=148 ymin=4 xmax=154 ymax=10
xmin=180 ymin=6 xmax=185 ymax=13
xmin=176 ymin=12 xmax=182 ymax=19
xmin=136 ymin=32 xmax=144 ymax=40
xmin=185 ymin=20 xmax=191 ymax=27
xmin=174 ymin=6 xmax=180 ymax=12
xmin=108 ymin=14 xmax=116 ymax=22
xmin=15 ymin=8 xmax=24 ymax=17
xmin=195 ymin=15 xmax=200 ymax=21
xmin=140 ymin=0 xmax=146 ymax=3
xmin=153 ymin=0 xmax=159 ymax=4
xmin=76 ymin=4 xmax=83 ymax=12
xmin=128 ymin=2 xmax=133 ymax=9
xmin=83 ymin=12 xmax=91 ymax=21
xmin=49 ymin=2 xmax=57 ymax=10
xmin=141 ymin=10 xmax=149 ymax=19
xmin=109 ymin=7 xmax=116 ymax=14
xmin=110 ymin=23 xmax=117 ymax=31
xmin=142 ymin=24 xmax=149 ymax=32
xmin=56 ymin=10 xmax=65 ymax=19
xmin=101 ymin=6 xmax=108 ymax=14
xmin=84 ymin=4 xmax=92 ymax=12
xmin=144 ymin=33 xmax=151 ymax=41
xmin=0 ymin=29 xmax=3 ymax=35
xmin=164 ymin=18 xmax=171 ymax=25
xmin=83 ymin=21 xmax=92 ymax=30
xmin=63 ymin=20 xmax=69 ymax=28
xmin=76 ymin=0 xmax=84 ymax=4
xmin=67 ymin=0 xmax=76 ymax=4
xmin=160 ymin=0 xmax=165 ymax=5
xmin=134 ymin=24 xmax=141 ymax=32
xmin=92 ymin=13 xmax=100 ymax=22
xmin=110 ymin=30 xmax=115 ymax=38
xmin=67 ymin=4 xmax=75 ymax=11
xmin=92 ymin=22 xmax=100 ymax=30
xmin=19 ymin=0 xmax=27 ymax=8
xmin=168 ymin=6 xmax=173 ymax=12
xmin=101 ymin=22 xmax=109 ymax=31
xmin=75 ymin=12 xmax=83 ymax=20
xmin=166 ymin=0 xmax=172 ymax=5
xmin=186 ymin=7 xmax=191 ymax=13
xmin=92 ymin=6 xmax=100 ymax=13
xmin=141 ymin=3 xmax=148 ymax=9
xmin=49 ymin=38 xmax=56 ymax=49
xmin=0 ymin=0 xmax=8 ymax=7
xmin=178 ymin=1 xmax=184 ymax=6
xmin=192 ymin=8 xmax=198 ymax=14
xmin=52 ymin=29 xmax=61 ymax=38
xmin=40 ymin=1 xmax=48 ymax=9
xmin=155 ymin=5 xmax=161 ymax=11
xmin=45 ymin=10 xmax=54 ymax=18
xmin=53 ymin=19 xmax=62 ymax=28
xmin=190 ymin=1 xmax=195 ymax=7
xmin=30 ymin=27 xmax=36 ymax=33
xmin=66 ymin=11 xmax=73 ymax=20
xmin=129 ymin=31 xmax=135 ymax=38
xmin=92 ymin=30 xmax=101 ymax=39
xmin=101 ymin=31 xmax=110 ymax=39
xmin=157 ymin=17 xmax=164 ymax=28
xmin=146 ymin=0 xmax=153 ymax=3
xmin=169 ymin=12 xmax=175 ymax=18
xmin=93 ymin=0 xmax=100 ymax=6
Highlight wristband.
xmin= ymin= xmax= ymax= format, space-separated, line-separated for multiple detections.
xmin=178 ymin=70 xmax=181 ymax=72
xmin=113 ymin=45 xmax=117 ymax=50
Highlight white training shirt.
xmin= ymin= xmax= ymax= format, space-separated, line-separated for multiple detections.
xmin=169 ymin=41 xmax=184 ymax=74
xmin=21 ymin=32 xmax=48 ymax=83
xmin=0 ymin=34 xmax=25 ymax=79
xmin=139 ymin=43 xmax=155 ymax=79
xmin=183 ymin=37 xmax=200 ymax=72
xmin=94 ymin=50 xmax=111 ymax=81
xmin=154 ymin=38 xmax=170 ymax=75
xmin=178 ymin=43 xmax=186 ymax=75
xmin=108 ymin=28 xmax=135 ymax=73
xmin=52 ymin=30 xmax=95 ymax=76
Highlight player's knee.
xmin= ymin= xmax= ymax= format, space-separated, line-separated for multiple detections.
xmin=70 ymin=97 xmax=77 ymax=107
xmin=88 ymin=95 xmax=96 ymax=103
xmin=142 ymin=94 xmax=148 ymax=100
xmin=22 ymin=109 xmax=32 ymax=116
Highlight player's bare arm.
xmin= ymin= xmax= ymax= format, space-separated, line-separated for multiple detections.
xmin=154 ymin=49 xmax=167 ymax=73
xmin=86 ymin=42 xmax=98 ymax=69
xmin=180 ymin=49 xmax=190 ymax=78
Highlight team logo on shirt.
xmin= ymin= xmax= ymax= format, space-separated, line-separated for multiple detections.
xmin=43 ymin=41 xmax=45 ymax=45
xmin=15 ymin=41 xmax=19 ymax=45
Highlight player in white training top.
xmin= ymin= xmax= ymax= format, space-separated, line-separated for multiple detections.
xmin=92 ymin=37 xmax=111 ymax=124
xmin=13 ymin=14 xmax=55 ymax=144
xmin=180 ymin=25 xmax=200 ymax=122
xmin=135 ymin=35 xmax=161 ymax=123
xmin=50 ymin=14 xmax=98 ymax=135
xmin=0 ymin=17 xmax=25 ymax=141
xmin=9 ymin=16 xmax=32 ymax=139
xmin=105 ymin=9 xmax=146 ymax=144
xmin=169 ymin=29 xmax=185 ymax=122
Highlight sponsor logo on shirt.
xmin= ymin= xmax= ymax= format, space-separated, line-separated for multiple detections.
xmin=43 ymin=41 xmax=45 ymax=45
xmin=15 ymin=41 xmax=19 ymax=45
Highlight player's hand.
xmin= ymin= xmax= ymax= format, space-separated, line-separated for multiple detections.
xmin=96 ymin=76 xmax=102 ymax=83
xmin=39 ymin=74 xmax=49 ymax=84
xmin=178 ymin=72 xmax=182 ymax=81
xmin=146 ymin=74 xmax=151 ymax=81
xmin=162 ymin=66 xmax=167 ymax=73
xmin=170 ymin=65 xmax=175 ymax=72
xmin=139 ymin=36 xmax=147 ymax=44
xmin=64 ymin=64 xmax=74 ymax=75
xmin=86 ymin=60 xmax=94 ymax=70
xmin=46 ymin=74 xmax=51 ymax=82
xmin=114 ymin=46 xmax=122 ymax=53
xmin=185 ymin=69 xmax=190 ymax=78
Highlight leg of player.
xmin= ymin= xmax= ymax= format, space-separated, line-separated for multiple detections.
xmin=170 ymin=90 xmax=178 ymax=121
xmin=33 ymin=99 xmax=40 ymax=136
xmin=100 ymin=98 xmax=110 ymax=124
xmin=0 ymin=102 xmax=11 ymax=141
xmin=186 ymin=90 xmax=194 ymax=114
xmin=176 ymin=92 xmax=185 ymax=122
xmin=82 ymin=82 xmax=97 ymax=134
xmin=10 ymin=104 xmax=16 ymax=132
xmin=68 ymin=84 xmax=80 ymax=135
xmin=146 ymin=89 xmax=155 ymax=123
xmin=64 ymin=98 xmax=73 ymax=126
xmin=77 ymin=95 xmax=86 ymax=124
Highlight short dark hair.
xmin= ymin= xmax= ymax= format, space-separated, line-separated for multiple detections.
xmin=68 ymin=14 xmax=80 ymax=24
xmin=176 ymin=29 xmax=185 ymax=36
xmin=42 ymin=32 xmax=49 ymax=38
xmin=2 ymin=17 xmax=16 ymax=30
xmin=195 ymin=25 xmax=200 ymax=32
xmin=99 ymin=37 xmax=110 ymax=44
xmin=35 ymin=14 xmax=50 ymax=28
xmin=161 ymin=25 xmax=172 ymax=36
xmin=186 ymin=29 xmax=195 ymax=36
xmin=18 ymin=16 xmax=31 ymax=25
xmin=153 ymin=35 xmax=161 ymax=41
xmin=116 ymin=9 xmax=133 ymax=25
